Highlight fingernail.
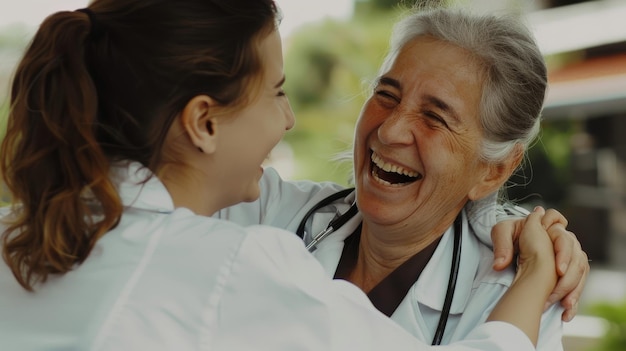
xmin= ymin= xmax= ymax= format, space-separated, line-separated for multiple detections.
xmin=493 ymin=257 xmax=505 ymax=268
xmin=543 ymin=301 xmax=551 ymax=311
xmin=559 ymin=263 xmax=568 ymax=274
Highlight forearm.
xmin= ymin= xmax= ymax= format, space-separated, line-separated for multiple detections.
xmin=487 ymin=258 xmax=557 ymax=345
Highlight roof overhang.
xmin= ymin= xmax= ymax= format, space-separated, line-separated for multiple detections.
xmin=543 ymin=55 xmax=626 ymax=120
xmin=528 ymin=0 xmax=626 ymax=120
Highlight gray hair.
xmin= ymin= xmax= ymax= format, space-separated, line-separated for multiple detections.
xmin=377 ymin=8 xmax=546 ymax=164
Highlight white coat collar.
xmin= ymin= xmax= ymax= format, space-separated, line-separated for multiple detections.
xmin=313 ymin=206 xmax=482 ymax=316
xmin=414 ymin=210 xmax=481 ymax=314
xmin=111 ymin=161 xmax=175 ymax=213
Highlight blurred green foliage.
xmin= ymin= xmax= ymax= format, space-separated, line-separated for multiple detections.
xmin=586 ymin=300 xmax=626 ymax=351
xmin=1 ymin=90 xmax=13 ymax=146
xmin=0 ymin=99 xmax=8 ymax=134
xmin=282 ymin=5 xmax=405 ymax=186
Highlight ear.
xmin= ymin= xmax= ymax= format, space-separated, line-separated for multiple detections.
xmin=180 ymin=95 xmax=219 ymax=154
xmin=468 ymin=145 xmax=524 ymax=201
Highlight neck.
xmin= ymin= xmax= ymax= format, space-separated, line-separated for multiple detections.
xmin=159 ymin=164 xmax=220 ymax=216
xmin=348 ymin=214 xmax=457 ymax=292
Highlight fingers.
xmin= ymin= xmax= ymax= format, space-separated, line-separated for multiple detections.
xmin=541 ymin=208 xmax=568 ymax=229
xmin=561 ymin=301 xmax=579 ymax=323
xmin=516 ymin=206 xmax=559 ymax=272
xmin=547 ymin=224 xmax=575 ymax=276
xmin=523 ymin=206 xmax=546 ymax=231
xmin=547 ymin=273 xmax=585 ymax=322
xmin=559 ymin=274 xmax=585 ymax=322
xmin=539 ymin=208 xmax=590 ymax=322
xmin=491 ymin=220 xmax=518 ymax=271
xmin=543 ymin=231 xmax=589 ymax=322
xmin=499 ymin=206 xmax=589 ymax=323
xmin=517 ymin=206 xmax=548 ymax=254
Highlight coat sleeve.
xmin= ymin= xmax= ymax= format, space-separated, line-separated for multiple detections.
xmin=456 ymin=264 xmax=564 ymax=351
xmin=537 ymin=303 xmax=565 ymax=351
xmin=211 ymin=225 xmax=537 ymax=351
xmin=215 ymin=167 xmax=345 ymax=232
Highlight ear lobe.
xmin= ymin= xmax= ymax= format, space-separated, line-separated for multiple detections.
xmin=181 ymin=95 xmax=219 ymax=154
xmin=468 ymin=146 xmax=524 ymax=201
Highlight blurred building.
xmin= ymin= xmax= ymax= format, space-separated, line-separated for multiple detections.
xmin=531 ymin=0 xmax=626 ymax=271
xmin=476 ymin=3 xmax=626 ymax=348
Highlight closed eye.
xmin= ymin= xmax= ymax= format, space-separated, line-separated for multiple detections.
xmin=375 ymin=89 xmax=399 ymax=105
xmin=425 ymin=111 xmax=449 ymax=128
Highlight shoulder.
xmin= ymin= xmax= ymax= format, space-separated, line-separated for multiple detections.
xmin=216 ymin=167 xmax=346 ymax=230
xmin=234 ymin=224 xmax=318 ymax=275
xmin=472 ymin=240 xmax=516 ymax=289
xmin=258 ymin=167 xmax=346 ymax=203
xmin=160 ymin=211 xmax=312 ymax=280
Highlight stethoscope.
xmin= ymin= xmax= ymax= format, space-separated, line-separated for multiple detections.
xmin=296 ymin=188 xmax=462 ymax=345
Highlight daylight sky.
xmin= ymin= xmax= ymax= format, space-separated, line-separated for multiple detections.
xmin=0 ymin=0 xmax=354 ymax=38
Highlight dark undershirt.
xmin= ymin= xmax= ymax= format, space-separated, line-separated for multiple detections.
xmin=334 ymin=223 xmax=442 ymax=317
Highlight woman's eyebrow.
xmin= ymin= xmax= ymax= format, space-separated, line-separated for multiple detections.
xmin=379 ymin=75 xmax=461 ymax=124
xmin=377 ymin=76 xmax=401 ymax=89
xmin=424 ymin=94 xmax=460 ymax=123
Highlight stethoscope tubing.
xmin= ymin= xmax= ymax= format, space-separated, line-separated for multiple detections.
xmin=295 ymin=187 xmax=355 ymax=241
xmin=296 ymin=189 xmax=461 ymax=345
xmin=432 ymin=214 xmax=462 ymax=345
xmin=305 ymin=203 xmax=358 ymax=252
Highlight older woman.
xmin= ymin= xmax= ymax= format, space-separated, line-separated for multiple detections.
xmin=217 ymin=7 xmax=583 ymax=349
xmin=332 ymin=8 xmax=565 ymax=348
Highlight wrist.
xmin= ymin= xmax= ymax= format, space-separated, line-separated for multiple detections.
xmin=514 ymin=255 xmax=557 ymax=293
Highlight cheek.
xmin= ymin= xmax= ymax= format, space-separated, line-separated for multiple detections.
xmin=419 ymin=131 xmax=481 ymax=175
xmin=355 ymin=103 xmax=385 ymax=141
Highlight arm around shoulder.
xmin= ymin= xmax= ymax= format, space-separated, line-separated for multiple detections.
xmin=210 ymin=224 xmax=542 ymax=351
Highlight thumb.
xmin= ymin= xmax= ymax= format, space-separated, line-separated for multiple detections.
xmin=491 ymin=220 xmax=516 ymax=270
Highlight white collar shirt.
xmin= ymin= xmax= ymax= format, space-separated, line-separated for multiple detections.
xmin=1 ymin=162 xmax=540 ymax=351
xmin=219 ymin=168 xmax=563 ymax=350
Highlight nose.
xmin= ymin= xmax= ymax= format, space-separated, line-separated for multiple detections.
xmin=284 ymin=100 xmax=295 ymax=131
xmin=377 ymin=110 xmax=413 ymax=146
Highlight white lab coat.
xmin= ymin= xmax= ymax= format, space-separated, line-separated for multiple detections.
xmin=218 ymin=167 xmax=564 ymax=350
xmin=0 ymin=162 xmax=537 ymax=351
xmin=215 ymin=167 xmax=501 ymax=246
xmin=310 ymin=210 xmax=564 ymax=350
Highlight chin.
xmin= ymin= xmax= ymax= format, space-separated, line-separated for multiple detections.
xmin=241 ymin=187 xmax=261 ymax=203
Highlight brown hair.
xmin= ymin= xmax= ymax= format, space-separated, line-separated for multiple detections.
xmin=1 ymin=0 xmax=279 ymax=291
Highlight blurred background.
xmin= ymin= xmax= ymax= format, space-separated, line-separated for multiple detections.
xmin=0 ymin=0 xmax=624 ymax=349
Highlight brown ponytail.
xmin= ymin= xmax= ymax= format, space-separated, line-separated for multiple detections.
xmin=1 ymin=0 xmax=279 ymax=291
xmin=1 ymin=11 xmax=122 ymax=291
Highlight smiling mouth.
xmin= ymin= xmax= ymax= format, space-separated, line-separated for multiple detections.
xmin=370 ymin=152 xmax=423 ymax=186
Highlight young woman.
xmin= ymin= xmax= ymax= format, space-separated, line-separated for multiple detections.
xmin=0 ymin=1 xmax=570 ymax=350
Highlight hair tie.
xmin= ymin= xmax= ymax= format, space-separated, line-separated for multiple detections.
xmin=76 ymin=8 xmax=104 ymax=39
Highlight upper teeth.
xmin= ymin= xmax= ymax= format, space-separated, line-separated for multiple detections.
xmin=371 ymin=152 xmax=420 ymax=177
